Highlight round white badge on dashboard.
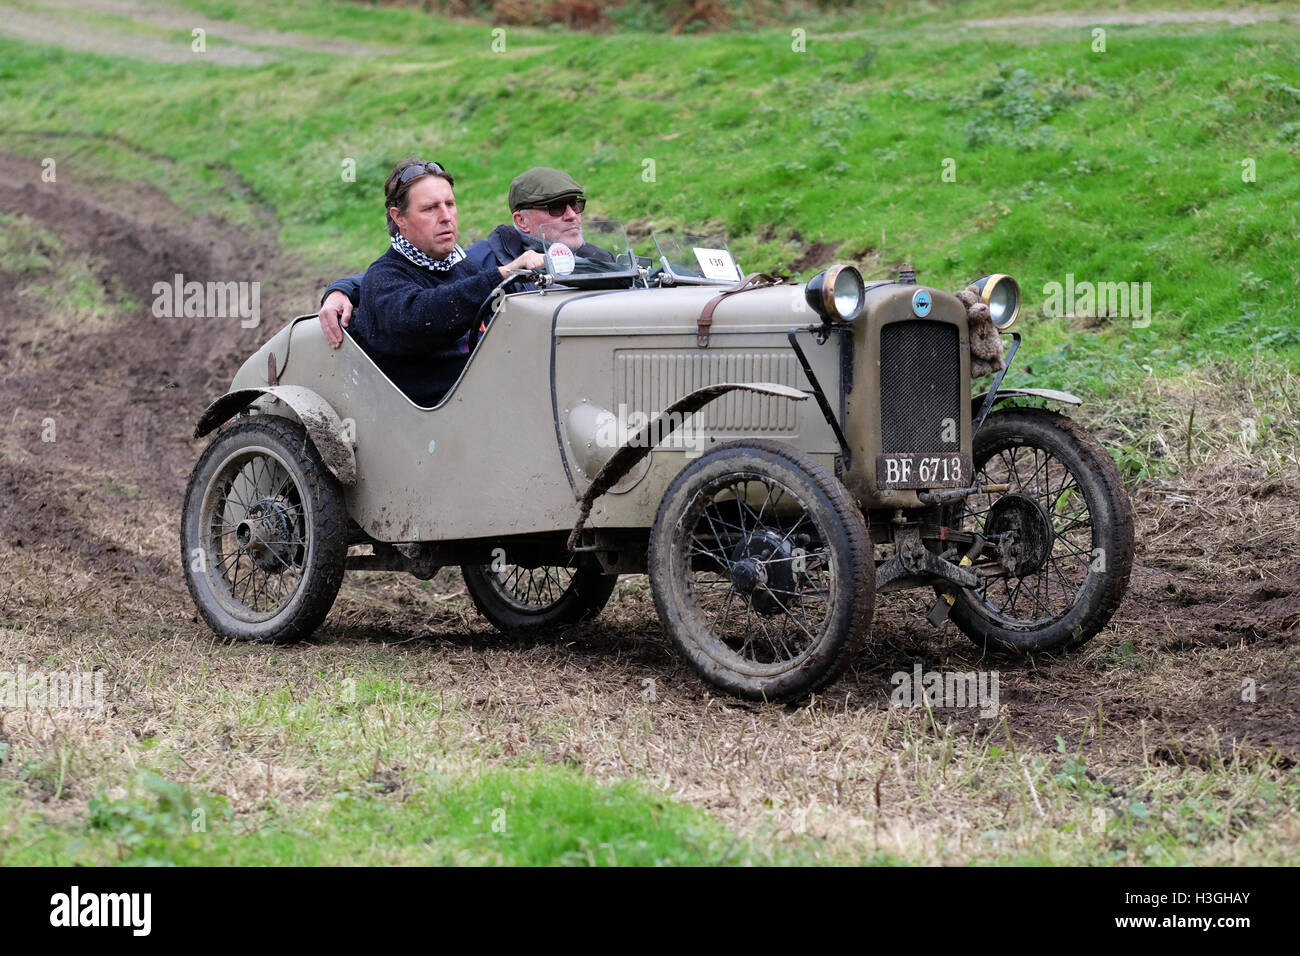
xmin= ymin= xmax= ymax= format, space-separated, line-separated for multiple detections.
xmin=547 ymin=242 xmax=575 ymax=276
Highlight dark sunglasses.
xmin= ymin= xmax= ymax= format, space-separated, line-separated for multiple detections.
xmin=397 ymin=160 xmax=449 ymax=184
xmin=531 ymin=196 xmax=586 ymax=217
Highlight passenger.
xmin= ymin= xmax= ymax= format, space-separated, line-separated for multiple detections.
xmin=319 ymin=166 xmax=610 ymax=347
xmin=347 ymin=158 xmax=543 ymax=406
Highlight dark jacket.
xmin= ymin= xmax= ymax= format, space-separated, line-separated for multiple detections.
xmin=352 ymin=247 xmax=502 ymax=407
xmin=323 ymin=224 xmax=613 ymax=304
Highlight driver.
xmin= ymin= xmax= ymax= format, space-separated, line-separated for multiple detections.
xmin=348 ymin=158 xmax=543 ymax=407
xmin=319 ymin=166 xmax=610 ymax=347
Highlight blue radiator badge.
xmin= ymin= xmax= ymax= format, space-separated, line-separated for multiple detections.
xmin=911 ymin=289 xmax=932 ymax=317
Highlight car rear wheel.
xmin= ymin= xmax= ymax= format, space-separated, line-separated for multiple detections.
xmin=181 ymin=416 xmax=347 ymax=642
xmin=647 ymin=440 xmax=874 ymax=702
xmin=461 ymin=562 xmax=617 ymax=635
xmin=941 ymin=407 xmax=1134 ymax=653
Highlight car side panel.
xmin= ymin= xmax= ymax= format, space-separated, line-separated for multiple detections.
xmin=248 ymin=307 xmax=579 ymax=542
xmin=549 ymin=284 xmax=845 ymax=530
xmin=221 ymin=283 xmax=847 ymax=543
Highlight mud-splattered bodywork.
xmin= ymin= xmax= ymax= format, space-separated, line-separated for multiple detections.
xmin=196 ymin=277 xmax=982 ymax=545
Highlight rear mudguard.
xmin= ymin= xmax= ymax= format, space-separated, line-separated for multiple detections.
xmin=566 ymin=381 xmax=808 ymax=550
xmin=193 ymin=385 xmax=357 ymax=486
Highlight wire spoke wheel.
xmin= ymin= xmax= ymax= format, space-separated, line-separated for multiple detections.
xmin=960 ymin=446 xmax=1092 ymax=626
xmin=182 ymin=417 xmax=346 ymax=642
xmin=943 ymin=408 xmax=1134 ymax=653
xmin=461 ymin=560 xmax=616 ymax=635
xmin=649 ymin=441 xmax=873 ymax=701
xmin=678 ymin=475 xmax=834 ymax=666
xmin=486 ymin=564 xmax=580 ymax=612
xmin=205 ymin=449 xmax=309 ymax=621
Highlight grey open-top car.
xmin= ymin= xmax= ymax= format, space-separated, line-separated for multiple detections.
xmin=182 ymin=222 xmax=1135 ymax=701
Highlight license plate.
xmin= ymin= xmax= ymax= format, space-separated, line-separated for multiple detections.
xmin=876 ymin=453 xmax=971 ymax=489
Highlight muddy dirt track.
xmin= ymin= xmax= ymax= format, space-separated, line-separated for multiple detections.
xmin=1 ymin=150 xmax=1298 ymax=779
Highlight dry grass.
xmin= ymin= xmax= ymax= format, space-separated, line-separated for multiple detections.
xmin=1089 ymin=357 xmax=1300 ymax=481
xmin=3 ymin=511 xmax=1298 ymax=864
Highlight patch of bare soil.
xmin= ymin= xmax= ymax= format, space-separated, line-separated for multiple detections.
xmin=789 ymin=240 xmax=839 ymax=273
xmin=841 ymin=462 xmax=1300 ymax=765
xmin=0 ymin=147 xmax=319 ymax=571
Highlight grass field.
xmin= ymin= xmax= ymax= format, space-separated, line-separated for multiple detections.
xmin=1 ymin=0 xmax=1298 ymax=866
xmin=4 ymin=0 xmax=1298 ymax=384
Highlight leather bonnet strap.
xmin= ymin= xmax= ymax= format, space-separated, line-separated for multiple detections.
xmin=697 ymin=272 xmax=780 ymax=348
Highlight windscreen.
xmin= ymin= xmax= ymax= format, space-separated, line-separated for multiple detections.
xmin=539 ymin=219 xmax=638 ymax=285
xmin=651 ymin=232 xmax=743 ymax=285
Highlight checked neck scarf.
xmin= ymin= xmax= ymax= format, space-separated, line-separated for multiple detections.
xmin=392 ymin=232 xmax=466 ymax=272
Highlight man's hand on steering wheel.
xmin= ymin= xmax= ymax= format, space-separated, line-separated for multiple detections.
xmin=499 ymin=250 xmax=545 ymax=280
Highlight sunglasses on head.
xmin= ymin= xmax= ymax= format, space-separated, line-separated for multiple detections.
xmin=397 ymin=160 xmax=448 ymax=184
xmin=530 ymin=196 xmax=586 ymax=217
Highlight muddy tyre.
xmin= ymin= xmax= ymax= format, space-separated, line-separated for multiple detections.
xmin=648 ymin=440 xmax=874 ymax=702
xmin=943 ymin=408 xmax=1134 ymax=653
xmin=462 ymin=563 xmax=617 ymax=635
xmin=181 ymin=416 xmax=347 ymax=643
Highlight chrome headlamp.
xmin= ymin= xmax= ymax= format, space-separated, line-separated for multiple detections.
xmin=971 ymin=274 xmax=1020 ymax=330
xmin=805 ymin=264 xmax=865 ymax=323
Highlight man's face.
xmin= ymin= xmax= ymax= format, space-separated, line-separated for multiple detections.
xmin=390 ymin=175 xmax=458 ymax=258
xmin=514 ymin=196 xmax=584 ymax=248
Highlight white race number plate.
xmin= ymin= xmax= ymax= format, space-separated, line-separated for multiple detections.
xmin=693 ymin=247 xmax=738 ymax=281
xmin=876 ymin=453 xmax=971 ymax=489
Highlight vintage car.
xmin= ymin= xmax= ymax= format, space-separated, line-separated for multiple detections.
xmin=181 ymin=222 xmax=1135 ymax=702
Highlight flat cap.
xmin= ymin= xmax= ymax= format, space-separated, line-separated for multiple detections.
xmin=508 ymin=167 xmax=584 ymax=211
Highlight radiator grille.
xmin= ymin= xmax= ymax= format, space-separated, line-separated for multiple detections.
xmin=879 ymin=321 xmax=961 ymax=452
xmin=615 ymin=351 xmax=801 ymax=432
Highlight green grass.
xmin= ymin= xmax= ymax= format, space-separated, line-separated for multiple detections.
xmin=2 ymin=0 xmax=1297 ymax=395
xmin=0 ymin=642 xmax=825 ymax=866
xmin=10 ymin=686 xmax=1295 ymax=865
xmin=4 ymin=589 xmax=1299 ymax=866
xmin=0 ymin=766 xmax=806 ymax=865
xmin=0 ymin=656 xmax=798 ymax=865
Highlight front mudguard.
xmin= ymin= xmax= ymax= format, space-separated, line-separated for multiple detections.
xmin=193 ymin=385 xmax=357 ymax=487
xmin=970 ymin=387 xmax=1083 ymax=412
xmin=971 ymin=386 xmax=1083 ymax=436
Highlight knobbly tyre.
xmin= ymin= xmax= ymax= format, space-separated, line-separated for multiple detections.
xmin=181 ymin=222 xmax=1135 ymax=702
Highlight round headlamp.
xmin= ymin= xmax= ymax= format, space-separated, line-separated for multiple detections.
xmin=971 ymin=274 xmax=1020 ymax=330
xmin=805 ymin=264 xmax=865 ymax=323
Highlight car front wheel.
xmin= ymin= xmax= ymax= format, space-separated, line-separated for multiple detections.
xmin=648 ymin=440 xmax=874 ymax=702
xmin=942 ymin=407 xmax=1134 ymax=653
